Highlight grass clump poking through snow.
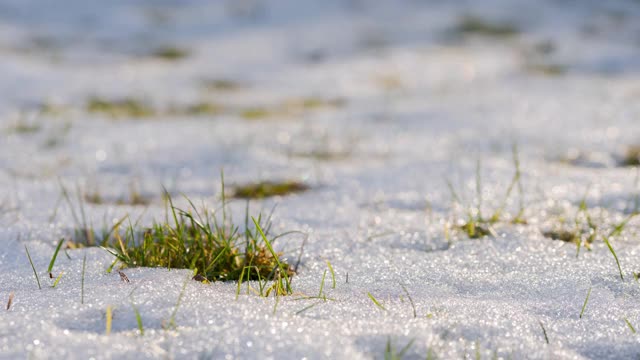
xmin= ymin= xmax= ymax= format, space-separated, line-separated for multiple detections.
xmin=87 ymin=97 xmax=155 ymax=119
xmin=618 ymin=145 xmax=640 ymax=167
xmin=542 ymin=189 xmax=597 ymax=256
xmin=150 ymin=46 xmax=189 ymax=61
xmin=231 ymin=181 xmax=309 ymax=199
xmin=101 ymin=190 xmax=294 ymax=283
xmin=447 ymin=145 xmax=526 ymax=239
xmin=454 ymin=15 xmax=519 ymax=38
xmin=542 ymin=187 xmax=636 ymax=280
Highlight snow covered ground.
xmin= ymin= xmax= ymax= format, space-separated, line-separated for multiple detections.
xmin=1 ymin=0 xmax=640 ymax=358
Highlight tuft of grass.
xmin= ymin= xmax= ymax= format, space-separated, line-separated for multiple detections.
xmin=180 ymin=102 xmax=223 ymax=116
xmin=542 ymin=229 xmax=578 ymax=243
xmin=61 ymin=183 xmax=129 ymax=247
xmin=384 ymin=337 xmax=415 ymax=360
xmin=543 ymin=187 xmax=634 ymax=280
xmin=579 ymin=287 xmax=592 ymax=319
xmin=151 ymin=46 xmax=189 ymax=61
xmin=6 ymin=118 xmax=41 ymax=134
xmin=455 ymin=15 xmax=519 ymax=38
xmin=100 ymin=190 xmax=294 ymax=284
xmin=289 ymin=149 xmax=351 ymax=161
xmin=231 ymin=181 xmax=310 ymax=199
xmin=85 ymin=185 xmax=151 ymax=206
xmin=87 ymin=97 xmax=155 ymax=119
xmin=367 ymin=292 xmax=388 ymax=312
xmin=239 ymin=97 xmax=345 ymax=120
xmin=84 ymin=190 xmax=103 ymax=205
xmin=542 ymin=188 xmax=598 ymax=257
xmin=201 ymin=79 xmax=243 ymax=92
xmin=525 ymin=62 xmax=568 ymax=76
xmin=25 ymin=245 xmax=41 ymax=290
xmin=447 ymin=145 xmax=526 ymax=239
xmin=239 ymin=107 xmax=272 ymax=120
xmin=619 ymin=146 xmax=640 ymax=167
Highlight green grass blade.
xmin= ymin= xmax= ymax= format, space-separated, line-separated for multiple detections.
xmin=539 ymin=321 xmax=549 ymax=344
xmin=25 ymin=245 xmax=41 ymax=290
xmin=47 ymin=238 xmax=65 ymax=276
xmin=580 ymin=287 xmax=591 ymax=319
xmin=295 ymin=301 xmax=319 ymax=315
xmin=624 ymin=318 xmax=636 ymax=334
xmin=327 ymin=261 xmax=336 ymax=289
xmin=130 ymin=298 xmax=144 ymax=336
xmin=603 ymin=236 xmax=624 ymax=281
xmin=51 ymin=272 xmax=64 ymax=288
xmin=252 ymin=217 xmax=291 ymax=294
xmin=400 ymin=284 xmax=416 ymax=318
xmin=367 ymin=292 xmax=387 ymax=312
xmin=398 ymin=338 xmax=415 ymax=357
xmin=105 ymin=305 xmax=113 ymax=335
xmin=318 ymin=270 xmax=327 ymax=298
xmin=236 ymin=266 xmax=247 ymax=300
xmin=384 ymin=337 xmax=393 ymax=360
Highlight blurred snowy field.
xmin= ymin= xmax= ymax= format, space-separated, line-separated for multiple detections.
xmin=1 ymin=0 xmax=640 ymax=359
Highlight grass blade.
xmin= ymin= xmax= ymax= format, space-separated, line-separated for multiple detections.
xmin=51 ymin=272 xmax=64 ymax=288
xmin=539 ymin=321 xmax=549 ymax=344
xmin=252 ymin=217 xmax=291 ymax=294
xmin=105 ymin=305 xmax=113 ymax=335
xmin=580 ymin=287 xmax=592 ymax=319
xmin=130 ymin=297 xmax=144 ymax=336
xmin=47 ymin=238 xmax=64 ymax=277
xmin=295 ymin=301 xmax=320 ymax=315
xmin=400 ymin=284 xmax=417 ymax=318
xmin=367 ymin=292 xmax=387 ymax=312
xmin=327 ymin=261 xmax=336 ymax=289
xmin=318 ymin=270 xmax=327 ymax=298
xmin=6 ymin=292 xmax=14 ymax=310
xmin=398 ymin=338 xmax=415 ymax=357
xmin=25 ymin=245 xmax=41 ymax=290
xmin=602 ymin=236 xmax=624 ymax=281
xmin=624 ymin=318 xmax=636 ymax=334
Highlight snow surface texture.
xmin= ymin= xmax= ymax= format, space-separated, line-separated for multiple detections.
xmin=1 ymin=0 xmax=640 ymax=359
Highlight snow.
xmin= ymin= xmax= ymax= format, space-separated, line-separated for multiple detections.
xmin=1 ymin=0 xmax=640 ymax=358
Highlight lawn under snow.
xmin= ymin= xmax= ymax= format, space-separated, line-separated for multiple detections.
xmin=1 ymin=0 xmax=640 ymax=359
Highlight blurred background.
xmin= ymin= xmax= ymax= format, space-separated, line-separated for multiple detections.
xmin=1 ymin=0 xmax=640 ymax=237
